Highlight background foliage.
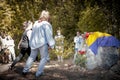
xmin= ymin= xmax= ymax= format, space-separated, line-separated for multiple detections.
xmin=0 ymin=0 xmax=120 ymax=59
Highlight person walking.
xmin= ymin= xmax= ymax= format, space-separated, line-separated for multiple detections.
xmin=9 ymin=21 xmax=34 ymax=69
xmin=22 ymin=10 xmax=55 ymax=78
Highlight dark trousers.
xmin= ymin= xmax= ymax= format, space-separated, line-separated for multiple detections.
xmin=11 ymin=47 xmax=38 ymax=67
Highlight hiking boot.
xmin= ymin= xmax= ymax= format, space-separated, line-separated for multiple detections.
xmin=9 ymin=65 xmax=14 ymax=70
xmin=35 ymin=72 xmax=44 ymax=79
xmin=22 ymin=72 xmax=28 ymax=77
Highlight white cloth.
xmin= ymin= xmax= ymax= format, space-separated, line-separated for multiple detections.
xmin=26 ymin=29 xmax=32 ymax=40
xmin=1 ymin=38 xmax=7 ymax=49
xmin=6 ymin=36 xmax=16 ymax=61
xmin=74 ymin=36 xmax=83 ymax=50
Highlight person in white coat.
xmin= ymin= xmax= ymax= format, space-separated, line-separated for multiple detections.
xmin=22 ymin=10 xmax=55 ymax=78
xmin=6 ymin=35 xmax=16 ymax=62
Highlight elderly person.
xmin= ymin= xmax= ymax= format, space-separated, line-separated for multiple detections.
xmin=22 ymin=10 xmax=55 ymax=78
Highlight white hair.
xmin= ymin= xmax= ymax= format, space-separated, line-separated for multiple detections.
xmin=40 ymin=10 xmax=50 ymax=19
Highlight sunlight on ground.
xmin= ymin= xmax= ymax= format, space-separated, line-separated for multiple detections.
xmin=45 ymin=64 xmax=60 ymax=68
xmin=30 ymin=63 xmax=61 ymax=72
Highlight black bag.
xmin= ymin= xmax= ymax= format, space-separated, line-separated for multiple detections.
xmin=20 ymin=30 xmax=29 ymax=48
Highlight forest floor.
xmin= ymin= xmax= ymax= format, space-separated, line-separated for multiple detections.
xmin=0 ymin=59 xmax=120 ymax=80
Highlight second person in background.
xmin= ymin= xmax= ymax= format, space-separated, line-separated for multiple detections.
xmin=9 ymin=21 xmax=38 ymax=70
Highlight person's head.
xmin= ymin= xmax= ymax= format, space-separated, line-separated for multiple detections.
xmin=23 ymin=21 xmax=28 ymax=30
xmin=2 ymin=33 xmax=6 ymax=39
xmin=39 ymin=10 xmax=50 ymax=21
xmin=57 ymin=30 xmax=61 ymax=36
xmin=26 ymin=20 xmax=33 ymax=30
xmin=76 ymin=31 xmax=80 ymax=36
xmin=22 ymin=20 xmax=33 ymax=30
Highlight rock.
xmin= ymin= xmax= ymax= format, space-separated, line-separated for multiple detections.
xmin=110 ymin=61 xmax=120 ymax=75
xmin=86 ymin=47 xmax=119 ymax=70
xmin=96 ymin=47 xmax=119 ymax=69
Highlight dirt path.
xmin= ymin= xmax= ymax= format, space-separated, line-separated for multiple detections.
xmin=0 ymin=63 xmax=11 ymax=72
xmin=0 ymin=60 xmax=120 ymax=80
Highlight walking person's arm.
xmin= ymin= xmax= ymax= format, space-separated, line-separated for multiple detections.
xmin=44 ymin=24 xmax=55 ymax=49
xmin=17 ymin=38 xmax=22 ymax=49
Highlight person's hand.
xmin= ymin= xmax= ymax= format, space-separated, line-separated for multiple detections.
xmin=48 ymin=46 xmax=52 ymax=50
